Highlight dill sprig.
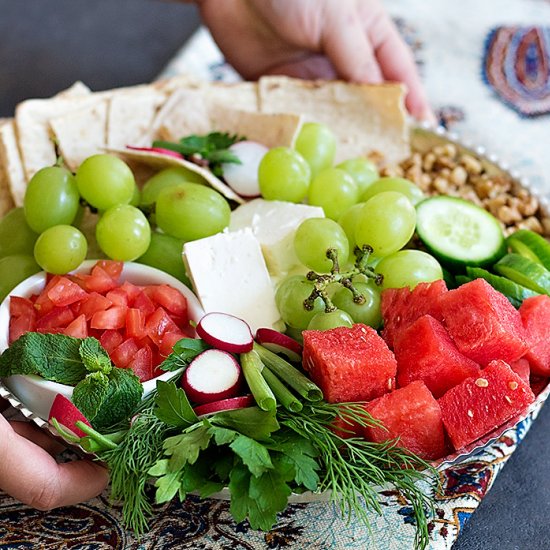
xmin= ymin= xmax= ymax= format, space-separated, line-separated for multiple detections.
xmin=278 ymin=402 xmax=436 ymax=550
xmin=99 ymin=411 xmax=170 ymax=536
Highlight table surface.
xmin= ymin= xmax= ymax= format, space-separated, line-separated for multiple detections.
xmin=1 ymin=2 xmax=550 ymax=548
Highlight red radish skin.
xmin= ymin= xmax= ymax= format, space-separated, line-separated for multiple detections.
xmin=196 ymin=312 xmax=254 ymax=353
xmin=194 ymin=394 xmax=256 ymax=417
xmin=255 ymin=328 xmax=303 ymax=362
xmin=126 ymin=145 xmax=183 ymax=159
xmin=48 ymin=394 xmax=92 ymax=438
xmin=182 ymin=349 xmax=242 ymax=404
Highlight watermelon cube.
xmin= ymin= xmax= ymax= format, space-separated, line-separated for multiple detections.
xmin=362 ymin=380 xmax=446 ymax=460
xmin=438 ymin=360 xmax=535 ymax=450
xmin=519 ymin=295 xmax=550 ymax=376
xmin=381 ymin=279 xmax=447 ymax=349
xmin=395 ymin=315 xmax=480 ymax=398
xmin=439 ymin=278 xmax=527 ymax=365
xmin=302 ymin=324 xmax=396 ymax=403
xmin=509 ymin=357 xmax=530 ymax=385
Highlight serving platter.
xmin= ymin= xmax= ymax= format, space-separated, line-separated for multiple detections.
xmin=1 ymin=124 xmax=548 ymax=478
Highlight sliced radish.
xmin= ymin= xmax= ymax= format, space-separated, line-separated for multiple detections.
xmin=221 ymin=141 xmax=268 ymax=198
xmin=126 ymin=145 xmax=183 ymax=159
xmin=255 ymin=328 xmax=303 ymax=362
xmin=182 ymin=349 xmax=242 ymax=404
xmin=194 ymin=394 xmax=255 ymax=417
xmin=48 ymin=394 xmax=92 ymax=438
xmin=196 ymin=312 xmax=254 ymax=353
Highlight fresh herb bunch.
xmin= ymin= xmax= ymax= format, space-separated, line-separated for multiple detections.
xmin=152 ymin=132 xmax=243 ymax=177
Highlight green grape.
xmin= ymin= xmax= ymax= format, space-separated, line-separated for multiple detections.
xmin=294 ymin=122 xmax=336 ymax=177
xmin=337 ymin=158 xmax=379 ymax=195
xmin=0 ymin=208 xmax=38 ymax=258
xmin=332 ymin=281 xmax=382 ymax=328
xmin=0 ymin=255 xmax=41 ymax=302
xmin=307 ymin=309 xmax=354 ymax=331
xmin=76 ymin=154 xmax=135 ymax=210
xmin=258 ymin=147 xmax=311 ymax=203
xmin=130 ymin=184 xmax=141 ymax=207
xmin=338 ymin=203 xmax=364 ymax=257
xmin=275 ymin=275 xmax=325 ymax=329
xmin=23 ymin=166 xmax=80 ymax=233
xmin=307 ymin=168 xmax=360 ymax=220
xmin=355 ymin=191 xmax=416 ymax=258
xmin=140 ymin=167 xmax=205 ymax=206
xmin=155 ymin=183 xmax=230 ymax=242
xmin=137 ymin=232 xmax=191 ymax=286
xmin=96 ymin=205 xmax=151 ymax=261
xmin=34 ymin=225 xmax=87 ymax=274
xmin=294 ymin=218 xmax=349 ymax=273
xmin=361 ymin=177 xmax=424 ymax=205
xmin=375 ymin=249 xmax=443 ymax=290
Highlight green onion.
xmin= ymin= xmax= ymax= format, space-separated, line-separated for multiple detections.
xmin=254 ymin=343 xmax=323 ymax=401
xmin=240 ymin=350 xmax=276 ymax=411
xmin=261 ymin=367 xmax=303 ymax=412
xmin=75 ymin=421 xmax=118 ymax=450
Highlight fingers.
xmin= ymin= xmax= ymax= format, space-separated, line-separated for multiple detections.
xmin=10 ymin=420 xmax=65 ymax=456
xmin=0 ymin=420 xmax=109 ymax=510
xmin=374 ymin=22 xmax=436 ymax=122
xmin=266 ymin=54 xmax=338 ymax=80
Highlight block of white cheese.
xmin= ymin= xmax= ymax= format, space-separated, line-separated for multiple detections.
xmin=229 ymin=198 xmax=324 ymax=278
xmin=183 ymin=228 xmax=281 ymax=333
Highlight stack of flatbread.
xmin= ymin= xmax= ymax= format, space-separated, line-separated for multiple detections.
xmin=0 ymin=74 xmax=410 ymax=218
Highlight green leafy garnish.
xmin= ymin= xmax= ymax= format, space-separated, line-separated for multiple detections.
xmin=0 ymin=333 xmax=88 ymax=385
xmin=154 ymin=380 xmax=198 ymax=427
xmin=159 ymin=337 xmax=210 ymax=372
xmin=79 ymin=338 xmax=112 ymax=373
xmin=152 ymin=132 xmax=243 ymax=177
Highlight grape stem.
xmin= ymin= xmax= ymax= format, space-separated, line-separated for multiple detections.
xmin=303 ymin=246 xmax=383 ymax=313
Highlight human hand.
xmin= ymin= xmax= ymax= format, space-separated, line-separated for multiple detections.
xmin=0 ymin=414 xmax=109 ymax=510
xmin=196 ymin=0 xmax=434 ymax=121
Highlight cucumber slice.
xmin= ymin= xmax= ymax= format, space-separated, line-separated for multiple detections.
xmin=465 ymin=266 xmax=539 ymax=307
xmin=493 ymin=253 xmax=550 ymax=295
xmin=506 ymin=229 xmax=550 ymax=270
xmin=416 ymin=196 xmax=506 ymax=267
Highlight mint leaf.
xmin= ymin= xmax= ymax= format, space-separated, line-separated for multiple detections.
xmin=90 ymin=368 xmax=143 ymax=430
xmin=72 ymin=371 xmax=110 ymax=421
xmin=79 ymin=338 xmax=112 ymax=374
xmin=210 ymin=407 xmax=279 ymax=441
xmin=164 ymin=425 xmax=211 ymax=471
xmin=159 ymin=338 xmax=210 ymax=372
xmin=0 ymin=333 xmax=87 ymax=384
xmin=154 ymin=380 xmax=198 ymax=427
xmin=229 ymin=435 xmax=273 ymax=477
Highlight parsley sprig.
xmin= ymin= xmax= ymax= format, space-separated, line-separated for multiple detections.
xmin=152 ymin=132 xmax=243 ymax=177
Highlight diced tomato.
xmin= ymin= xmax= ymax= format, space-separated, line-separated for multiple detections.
xmin=34 ymin=276 xmax=62 ymax=315
xmin=126 ymin=308 xmax=146 ymax=339
xmin=95 ymin=260 xmax=123 ymax=281
xmin=127 ymin=344 xmax=153 ymax=382
xmin=36 ymin=307 xmax=75 ymax=332
xmin=9 ymin=296 xmax=35 ymax=318
xmin=133 ymin=291 xmax=156 ymax=318
xmin=46 ymin=276 xmax=89 ymax=307
xmin=106 ymin=288 xmax=129 ymax=308
xmin=119 ymin=280 xmax=142 ymax=304
xmin=149 ymin=285 xmax=188 ymax=317
xmin=158 ymin=331 xmax=185 ymax=357
xmin=91 ymin=306 xmax=127 ymax=330
xmin=111 ymin=338 xmax=139 ymax=368
xmin=79 ymin=292 xmax=113 ymax=320
xmin=80 ymin=266 xmax=118 ymax=293
xmin=64 ymin=314 xmax=88 ymax=338
xmin=100 ymin=329 xmax=124 ymax=354
xmin=9 ymin=310 xmax=37 ymax=343
xmin=146 ymin=307 xmax=180 ymax=346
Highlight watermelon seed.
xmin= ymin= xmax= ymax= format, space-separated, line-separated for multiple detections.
xmin=467 ymin=409 xmax=474 ymax=417
xmin=475 ymin=378 xmax=489 ymax=387
xmin=505 ymin=396 xmax=513 ymax=404
xmin=508 ymin=381 xmax=519 ymax=390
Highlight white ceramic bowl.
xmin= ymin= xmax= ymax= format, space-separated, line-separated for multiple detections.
xmin=0 ymin=259 xmax=204 ymax=420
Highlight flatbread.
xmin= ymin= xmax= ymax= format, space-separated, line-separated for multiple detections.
xmin=0 ymin=120 xmax=26 ymax=207
xmin=258 ymin=76 xmax=409 ymax=165
xmin=0 ymin=121 xmax=16 ymax=216
xmin=106 ymin=147 xmax=245 ymax=204
xmin=50 ymin=99 xmax=109 ymax=171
